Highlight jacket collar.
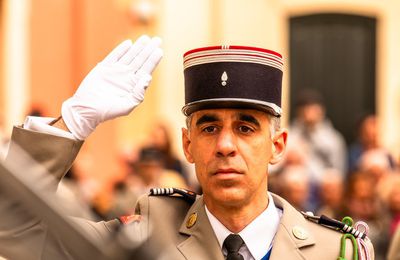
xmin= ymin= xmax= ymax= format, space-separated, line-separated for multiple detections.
xmin=178 ymin=196 xmax=224 ymax=260
xmin=177 ymin=193 xmax=316 ymax=260
xmin=269 ymin=193 xmax=316 ymax=260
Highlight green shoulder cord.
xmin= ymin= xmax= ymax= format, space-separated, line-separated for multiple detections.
xmin=338 ymin=233 xmax=359 ymax=260
xmin=337 ymin=217 xmax=359 ymax=260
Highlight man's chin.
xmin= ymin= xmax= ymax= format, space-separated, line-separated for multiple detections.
xmin=209 ymin=187 xmax=248 ymax=206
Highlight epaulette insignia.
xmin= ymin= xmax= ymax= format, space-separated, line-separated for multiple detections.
xmin=149 ymin=188 xmax=197 ymax=204
xmin=303 ymin=212 xmax=372 ymax=259
xmin=118 ymin=214 xmax=141 ymax=225
xmin=301 ymin=211 xmax=367 ymax=240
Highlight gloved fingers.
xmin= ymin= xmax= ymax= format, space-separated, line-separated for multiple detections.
xmin=118 ymin=35 xmax=151 ymax=65
xmin=102 ymin=40 xmax=132 ymax=64
xmin=138 ymin=48 xmax=163 ymax=75
xmin=130 ymin=36 xmax=162 ymax=71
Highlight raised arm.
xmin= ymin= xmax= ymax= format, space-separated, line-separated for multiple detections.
xmin=0 ymin=35 xmax=163 ymax=260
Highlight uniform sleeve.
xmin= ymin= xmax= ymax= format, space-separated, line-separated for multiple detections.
xmin=0 ymin=126 xmax=83 ymax=259
xmin=6 ymin=126 xmax=83 ymax=182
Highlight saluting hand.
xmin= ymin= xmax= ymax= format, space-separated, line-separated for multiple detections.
xmin=61 ymin=35 xmax=163 ymax=140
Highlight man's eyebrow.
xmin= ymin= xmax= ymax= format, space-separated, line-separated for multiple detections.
xmin=238 ymin=113 xmax=260 ymax=127
xmin=195 ymin=114 xmax=219 ymax=126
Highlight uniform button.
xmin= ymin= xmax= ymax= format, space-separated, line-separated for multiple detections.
xmin=292 ymin=226 xmax=308 ymax=240
xmin=186 ymin=213 xmax=197 ymax=228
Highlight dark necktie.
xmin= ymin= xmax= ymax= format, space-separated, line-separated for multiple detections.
xmin=223 ymin=234 xmax=244 ymax=260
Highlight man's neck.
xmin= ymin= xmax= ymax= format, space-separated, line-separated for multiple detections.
xmin=204 ymin=194 xmax=269 ymax=233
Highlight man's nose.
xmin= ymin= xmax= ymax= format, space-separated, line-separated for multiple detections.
xmin=215 ymin=129 xmax=237 ymax=157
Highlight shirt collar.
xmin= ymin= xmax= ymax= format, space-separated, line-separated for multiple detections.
xmin=205 ymin=192 xmax=282 ymax=260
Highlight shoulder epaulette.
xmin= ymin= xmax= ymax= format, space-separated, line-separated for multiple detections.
xmin=301 ymin=211 xmax=367 ymax=240
xmin=149 ymin=187 xmax=197 ymax=204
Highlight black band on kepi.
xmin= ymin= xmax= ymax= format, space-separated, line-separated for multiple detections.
xmin=182 ymin=45 xmax=283 ymax=116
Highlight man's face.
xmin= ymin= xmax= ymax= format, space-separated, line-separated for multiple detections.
xmin=182 ymin=108 xmax=287 ymax=210
xmin=299 ymin=103 xmax=324 ymax=126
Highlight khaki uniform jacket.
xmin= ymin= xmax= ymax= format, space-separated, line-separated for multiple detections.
xmin=0 ymin=127 xmax=375 ymax=260
xmin=388 ymin=227 xmax=400 ymax=260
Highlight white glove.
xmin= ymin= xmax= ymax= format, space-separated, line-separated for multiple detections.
xmin=61 ymin=35 xmax=163 ymax=140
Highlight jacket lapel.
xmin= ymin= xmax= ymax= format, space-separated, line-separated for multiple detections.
xmin=176 ymin=193 xmax=317 ymax=260
xmin=269 ymin=194 xmax=316 ymax=260
xmin=177 ymin=196 xmax=224 ymax=260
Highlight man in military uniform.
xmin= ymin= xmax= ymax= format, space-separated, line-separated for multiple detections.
xmin=0 ymin=35 xmax=374 ymax=259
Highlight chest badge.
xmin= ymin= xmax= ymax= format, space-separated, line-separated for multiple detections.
xmin=221 ymin=71 xmax=228 ymax=86
xmin=186 ymin=212 xmax=197 ymax=228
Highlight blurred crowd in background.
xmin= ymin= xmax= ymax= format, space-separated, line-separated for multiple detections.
xmin=269 ymin=90 xmax=399 ymax=259
xmin=0 ymin=89 xmax=399 ymax=260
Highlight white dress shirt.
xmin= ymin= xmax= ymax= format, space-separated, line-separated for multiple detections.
xmin=205 ymin=192 xmax=282 ymax=260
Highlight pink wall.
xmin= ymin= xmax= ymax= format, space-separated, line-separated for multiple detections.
xmin=29 ymin=0 xmax=134 ymax=210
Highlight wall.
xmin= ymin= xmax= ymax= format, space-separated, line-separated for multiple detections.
xmin=0 ymin=0 xmax=4 ymax=125
xmin=156 ymin=0 xmax=400 ymax=160
xmin=1 ymin=0 xmax=30 ymax=134
xmin=280 ymin=0 xmax=400 ymax=162
xmin=29 ymin=0 xmax=73 ymax=116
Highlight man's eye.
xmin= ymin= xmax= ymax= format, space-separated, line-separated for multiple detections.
xmin=203 ymin=126 xmax=217 ymax=133
xmin=238 ymin=125 xmax=253 ymax=133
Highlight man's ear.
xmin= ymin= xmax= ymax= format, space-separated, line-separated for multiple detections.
xmin=182 ymin=128 xmax=194 ymax=163
xmin=270 ymin=129 xmax=288 ymax=165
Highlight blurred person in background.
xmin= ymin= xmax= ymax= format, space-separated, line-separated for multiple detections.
xmin=316 ymin=168 xmax=345 ymax=219
xmin=130 ymin=146 xmax=187 ymax=192
xmin=57 ymin=165 xmax=99 ymax=220
xmin=268 ymin=129 xmax=308 ymax=195
xmin=356 ymin=147 xmax=396 ymax=198
xmin=277 ymin=165 xmax=311 ymax=212
xmin=146 ymin=122 xmax=198 ymax=191
xmin=107 ymin=146 xmax=187 ymax=218
xmin=344 ymin=171 xmax=389 ymax=260
xmin=281 ymin=90 xmax=346 ymax=211
xmin=387 ymin=179 xmax=400 ymax=238
xmin=348 ymin=114 xmax=397 ymax=174
xmin=377 ymin=172 xmax=400 ymax=238
xmin=289 ymin=89 xmax=347 ymax=183
xmin=57 ymin=152 xmax=106 ymax=220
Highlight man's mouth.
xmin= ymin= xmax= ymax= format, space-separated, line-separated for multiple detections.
xmin=213 ymin=168 xmax=243 ymax=176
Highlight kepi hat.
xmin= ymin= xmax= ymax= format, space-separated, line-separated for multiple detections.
xmin=182 ymin=45 xmax=283 ymax=116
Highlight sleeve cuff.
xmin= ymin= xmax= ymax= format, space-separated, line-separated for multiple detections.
xmin=23 ymin=116 xmax=77 ymax=140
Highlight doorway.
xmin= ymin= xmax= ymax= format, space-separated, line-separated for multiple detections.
xmin=289 ymin=13 xmax=376 ymax=144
